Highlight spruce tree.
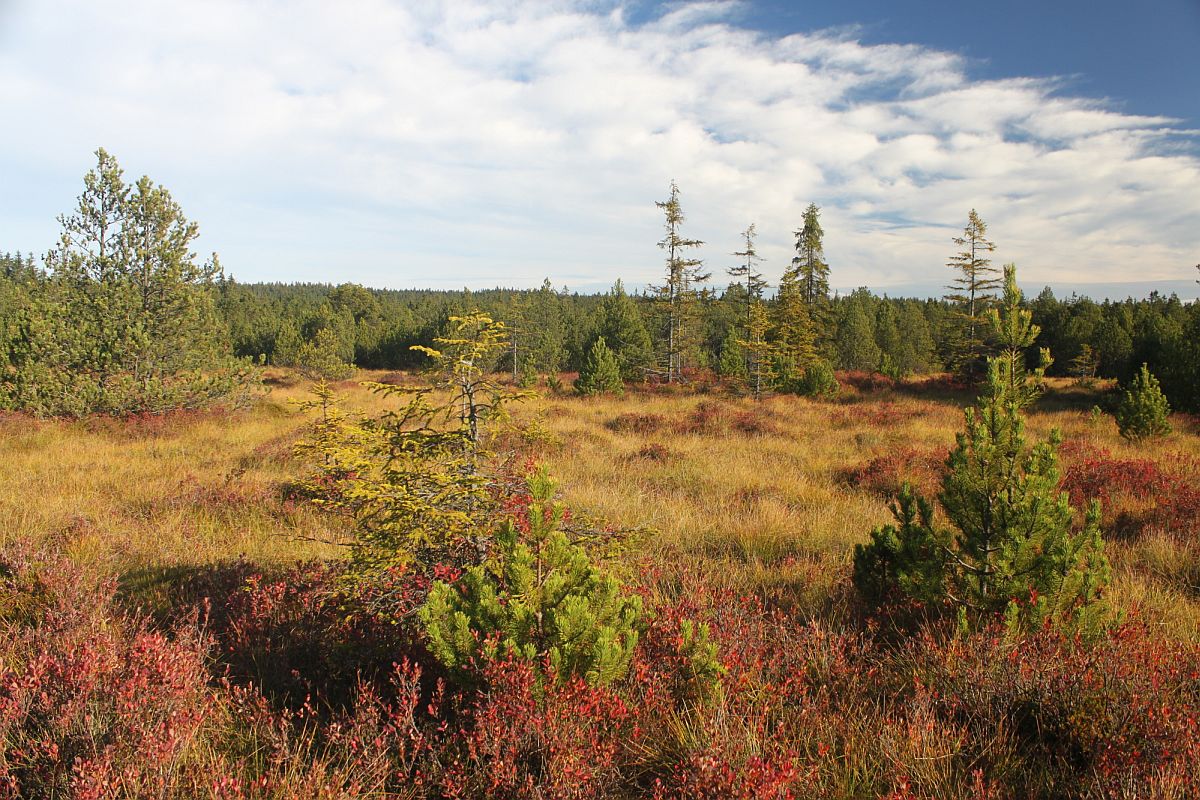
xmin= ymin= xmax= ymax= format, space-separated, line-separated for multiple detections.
xmin=791 ymin=203 xmax=831 ymax=339
xmin=944 ymin=209 xmax=1000 ymax=380
xmin=854 ymin=266 xmax=1110 ymax=631
xmin=773 ymin=267 xmax=819 ymax=384
xmin=651 ymin=181 xmax=708 ymax=382
xmin=835 ymin=293 xmax=881 ymax=371
xmin=727 ymin=223 xmax=768 ymax=376
xmin=574 ymin=336 xmax=623 ymax=395
xmin=737 ymin=299 xmax=776 ymax=401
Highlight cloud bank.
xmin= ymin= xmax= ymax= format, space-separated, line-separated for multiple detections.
xmin=0 ymin=0 xmax=1197 ymax=293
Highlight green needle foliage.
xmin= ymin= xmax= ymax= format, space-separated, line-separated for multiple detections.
xmin=854 ymin=265 xmax=1110 ymax=632
xmin=295 ymin=312 xmax=527 ymax=576
xmin=574 ymin=335 xmax=623 ymax=395
xmin=420 ymin=468 xmax=642 ymax=686
xmin=296 ymin=327 xmax=356 ymax=381
xmin=2 ymin=149 xmax=256 ymax=416
xmin=1115 ymin=363 xmax=1171 ymax=441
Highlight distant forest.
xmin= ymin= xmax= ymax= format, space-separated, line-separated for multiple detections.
xmin=4 ymin=249 xmax=1200 ymax=407
xmin=1 ymin=154 xmax=1198 ymax=415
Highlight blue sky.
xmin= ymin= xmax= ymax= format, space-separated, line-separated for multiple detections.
xmin=0 ymin=0 xmax=1197 ymax=297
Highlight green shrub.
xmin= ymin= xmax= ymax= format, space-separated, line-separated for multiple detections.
xmin=791 ymin=359 xmax=839 ymax=398
xmin=1115 ymin=363 xmax=1171 ymax=441
xmin=420 ymin=468 xmax=642 ymax=686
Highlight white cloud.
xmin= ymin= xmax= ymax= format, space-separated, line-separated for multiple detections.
xmin=0 ymin=0 xmax=1196 ymax=292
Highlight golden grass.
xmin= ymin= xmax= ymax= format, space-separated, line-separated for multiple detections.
xmin=521 ymin=376 xmax=1200 ymax=632
xmin=3 ymin=369 xmax=1198 ymax=636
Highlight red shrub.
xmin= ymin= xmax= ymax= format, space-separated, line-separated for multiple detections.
xmin=438 ymin=658 xmax=632 ymax=799
xmin=632 ymin=443 xmax=675 ymax=462
xmin=840 ymin=371 xmax=897 ymax=392
xmin=896 ymin=620 xmax=1200 ymax=797
xmin=606 ymin=413 xmax=668 ymax=434
xmin=845 ymin=447 xmax=949 ymax=499
xmin=167 ymin=560 xmax=435 ymax=710
xmin=1059 ymin=445 xmax=1200 ymax=537
xmin=0 ymin=550 xmax=214 ymax=798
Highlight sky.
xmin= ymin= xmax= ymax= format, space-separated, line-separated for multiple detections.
xmin=1 ymin=0 xmax=1198 ymax=298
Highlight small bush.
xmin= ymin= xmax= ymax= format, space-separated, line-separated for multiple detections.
xmin=420 ymin=469 xmax=642 ymax=687
xmin=1115 ymin=363 xmax=1171 ymax=441
xmin=792 ymin=360 xmax=839 ymax=398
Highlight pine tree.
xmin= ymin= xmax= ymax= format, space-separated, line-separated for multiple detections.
xmin=2 ymin=149 xmax=253 ymax=416
xmin=945 ymin=210 xmax=1000 ymax=380
xmin=272 ymin=319 xmax=303 ymax=366
xmin=574 ymin=336 xmax=623 ymax=395
xmin=651 ymin=181 xmax=708 ymax=382
xmin=593 ymin=280 xmax=652 ymax=382
xmin=1115 ymin=363 xmax=1171 ymax=441
xmin=296 ymin=327 xmax=355 ymax=380
xmin=895 ymin=301 xmax=938 ymax=375
xmin=854 ymin=266 xmax=1110 ymax=631
xmin=420 ymin=468 xmax=642 ymax=686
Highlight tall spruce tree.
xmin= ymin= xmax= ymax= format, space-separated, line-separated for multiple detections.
xmin=651 ymin=181 xmax=708 ymax=382
xmin=791 ymin=203 xmax=831 ymax=343
xmin=792 ymin=204 xmax=830 ymax=303
xmin=945 ymin=209 xmax=1000 ymax=380
xmin=728 ymin=223 xmax=768 ymax=375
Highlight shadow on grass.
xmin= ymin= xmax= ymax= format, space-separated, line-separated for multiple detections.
xmin=118 ymin=559 xmax=435 ymax=714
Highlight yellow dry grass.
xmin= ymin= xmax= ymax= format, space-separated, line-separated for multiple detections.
xmin=3 ymin=369 xmax=1198 ymax=636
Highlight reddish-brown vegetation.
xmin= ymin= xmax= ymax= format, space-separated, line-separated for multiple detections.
xmin=1060 ymin=440 xmax=1200 ymax=538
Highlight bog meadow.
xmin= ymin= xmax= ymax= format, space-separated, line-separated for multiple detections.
xmin=2 ymin=152 xmax=1200 ymax=800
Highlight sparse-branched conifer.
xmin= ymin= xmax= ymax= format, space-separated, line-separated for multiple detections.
xmin=295 ymin=312 xmax=527 ymax=577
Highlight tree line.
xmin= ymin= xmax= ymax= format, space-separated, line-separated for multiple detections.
xmin=1 ymin=152 xmax=1198 ymax=415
